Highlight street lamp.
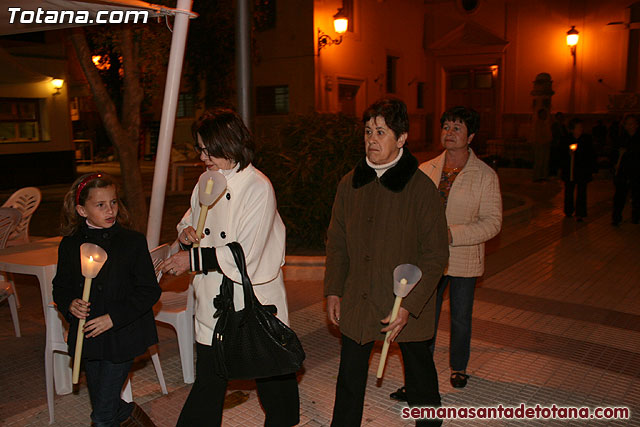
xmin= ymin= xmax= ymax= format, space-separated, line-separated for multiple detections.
xmin=51 ymin=79 xmax=63 ymax=96
xmin=318 ymin=8 xmax=349 ymax=55
xmin=566 ymin=26 xmax=579 ymax=65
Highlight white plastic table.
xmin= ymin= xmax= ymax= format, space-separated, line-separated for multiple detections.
xmin=0 ymin=236 xmax=73 ymax=396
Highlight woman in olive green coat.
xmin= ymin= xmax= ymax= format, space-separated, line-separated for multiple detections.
xmin=325 ymin=98 xmax=449 ymax=427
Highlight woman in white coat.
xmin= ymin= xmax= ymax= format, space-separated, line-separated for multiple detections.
xmin=391 ymin=107 xmax=501 ymax=400
xmin=161 ymin=109 xmax=299 ymax=426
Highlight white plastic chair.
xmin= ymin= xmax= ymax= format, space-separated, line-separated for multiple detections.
xmin=121 ymin=244 xmax=172 ymax=402
xmin=153 ymin=242 xmax=195 ymax=384
xmin=0 ymin=207 xmax=21 ymax=315
xmin=0 ymin=207 xmax=21 ymax=248
xmin=0 ymin=282 xmax=20 ymax=337
xmin=2 ymin=187 xmax=41 ymax=308
xmin=45 ymin=303 xmax=73 ymax=424
xmin=2 ymin=186 xmax=41 ymax=246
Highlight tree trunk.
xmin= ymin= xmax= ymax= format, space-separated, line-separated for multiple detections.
xmin=69 ymin=28 xmax=149 ymax=233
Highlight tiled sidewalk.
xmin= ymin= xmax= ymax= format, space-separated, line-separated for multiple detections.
xmin=1 ymin=174 xmax=638 ymax=426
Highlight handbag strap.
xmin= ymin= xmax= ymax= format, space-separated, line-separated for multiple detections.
xmin=226 ymin=242 xmax=256 ymax=311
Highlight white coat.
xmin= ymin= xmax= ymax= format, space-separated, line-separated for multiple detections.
xmin=419 ymin=149 xmax=502 ymax=277
xmin=177 ymin=164 xmax=289 ymax=345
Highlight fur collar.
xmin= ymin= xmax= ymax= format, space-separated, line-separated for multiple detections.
xmin=352 ymin=148 xmax=418 ymax=192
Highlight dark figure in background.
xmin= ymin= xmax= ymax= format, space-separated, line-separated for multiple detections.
xmin=550 ymin=112 xmax=569 ymax=176
xmin=592 ymin=120 xmax=607 ymax=167
xmin=612 ymin=115 xmax=640 ymax=226
xmin=560 ymin=118 xmax=596 ymax=221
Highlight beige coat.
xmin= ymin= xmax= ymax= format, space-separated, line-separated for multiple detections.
xmin=324 ymin=149 xmax=449 ymax=344
xmin=419 ymin=149 xmax=502 ymax=277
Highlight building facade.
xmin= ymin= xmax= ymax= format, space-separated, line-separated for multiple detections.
xmin=253 ymin=0 xmax=639 ymax=152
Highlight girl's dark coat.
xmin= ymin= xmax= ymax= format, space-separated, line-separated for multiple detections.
xmin=53 ymin=222 xmax=161 ymax=363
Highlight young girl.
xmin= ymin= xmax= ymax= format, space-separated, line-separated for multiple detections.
xmin=52 ymin=172 xmax=160 ymax=427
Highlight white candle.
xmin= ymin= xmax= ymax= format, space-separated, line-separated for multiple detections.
xmin=569 ymin=143 xmax=578 ymax=182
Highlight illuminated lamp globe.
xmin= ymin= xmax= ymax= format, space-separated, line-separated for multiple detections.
xmin=333 ymin=8 xmax=348 ymax=34
xmin=566 ymin=26 xmax=579 ymax=47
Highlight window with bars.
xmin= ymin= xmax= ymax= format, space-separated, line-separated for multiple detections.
xmin=0 ymin=98 xmax=41 ymax=142
xmin=177 ymin=93 xmax=195 ymax=118
xmin=256 ymin=85 xmax=289 ymax=115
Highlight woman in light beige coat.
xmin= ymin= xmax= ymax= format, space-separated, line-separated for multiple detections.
xmin=390 ymin=107 xmax=501 ymax=401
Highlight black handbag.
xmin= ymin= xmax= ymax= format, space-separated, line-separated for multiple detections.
xmin=211 ymin=242 xmax=305 ymax=380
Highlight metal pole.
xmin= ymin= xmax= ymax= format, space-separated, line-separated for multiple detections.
xmin=236 ymin=0 xmax=252 ymax=129
xmin=146 ymin=0 xmax=193 ymax=249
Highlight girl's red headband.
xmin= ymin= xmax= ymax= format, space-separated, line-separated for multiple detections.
xmin=75 ymin=173 xmax=103 ymax=205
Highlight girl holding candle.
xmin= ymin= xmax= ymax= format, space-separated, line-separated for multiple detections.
xmin=53 ymin=173 xmax=160 ymax=427
xmin=560 ymin=118 xmax=597 ymax=221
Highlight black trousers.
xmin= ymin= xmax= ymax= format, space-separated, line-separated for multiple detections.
xmin=331 ymin=335 xmax=442 ymax=427
xmin=564 ymin=181 xmax=588 ymax=218
xmin=177 ymin=343 xmax=300 ymax=427
xmin=612 ymin=176 xmax=640 ymax=223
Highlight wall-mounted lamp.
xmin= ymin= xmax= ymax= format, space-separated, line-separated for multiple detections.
xmin=51 ymin=78 xmax=64 ymax=96
xmin=318 ymin=8 xmax=348 ymax=55
xmin=566 ymin=26 xmax=579 ymax=65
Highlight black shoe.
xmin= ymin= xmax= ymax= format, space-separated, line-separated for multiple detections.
xmin=450 ymin=372 xmax=469 ymax=388
xmin=612 ymin=220 xmax=620 ymax=227
xmin=576 ymin=216 xmax=584 ymax=222
xmin=120 ymin=403 xmax=156 ymax=427
xmin=390 ymin=386 xmax=407 ymax=402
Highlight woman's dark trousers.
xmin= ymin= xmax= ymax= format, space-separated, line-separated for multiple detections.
xmin=431 ymin=275 xmax=477 ymax=372
xmin=331 ymin=335 xmax=441 ymax=426
xmin=177 ymin=343 xmax=300 ymax=426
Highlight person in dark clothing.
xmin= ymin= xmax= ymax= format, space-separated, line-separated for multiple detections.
xmin=550 ymin=112 xmax=569 ymax=176
xmin=53 ymin=173 xmax=160 ymax=427
xmin=612 ymin=115 xmax=640 ymax=226
xmin=560 ymin=119 xmax=597 ymax=221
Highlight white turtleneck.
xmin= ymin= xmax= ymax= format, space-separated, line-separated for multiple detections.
xmin=219 ymin=163 xmax=240 ymax=179
xmin=366 ymin=148 xmax=404 ymax=177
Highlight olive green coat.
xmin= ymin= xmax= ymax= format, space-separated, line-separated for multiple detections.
xmin=324 ymin=149 xmax=449 ymax=344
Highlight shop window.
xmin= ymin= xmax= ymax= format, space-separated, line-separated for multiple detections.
xmin=0 ymin=98 xmax=41 ymax=142
xmin=256 ymin=85 xmax=289 ymax=115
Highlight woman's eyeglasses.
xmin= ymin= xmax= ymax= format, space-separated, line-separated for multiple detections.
xmin=194 ymin=144 xmax=210 ymax=156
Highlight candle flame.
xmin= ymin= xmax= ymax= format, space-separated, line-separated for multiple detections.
xmin=89 ymin=256 xmax=94 ymax=262
xmin=570 ymin=144 xmax=578 ymax=151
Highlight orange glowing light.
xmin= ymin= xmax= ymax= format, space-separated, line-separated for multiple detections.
xmin=92 ymin=55 xmax=111 ymax=70
xmin=333 ymin=8 xmax=348 ymax=34
xmin=569 ymin=144 xmax=578 ymax=151
xmin=566 ymin=26 xmax=579 ymax=47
